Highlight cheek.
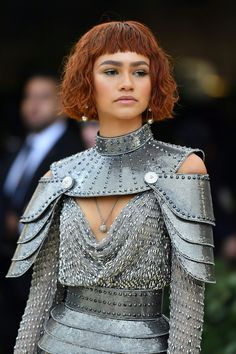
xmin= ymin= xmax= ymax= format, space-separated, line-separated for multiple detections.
xmin=94 ymin=77 xmax=112 ymax=98
xmin=39 ymin=100 xmax=52 ymax=112
xmin=22 ymin=101 xmax=36 ymax=115
xmin=93 ymin=77 xmax=114 ymax=110
xmin=140 ymin=79 xmax=152 ymax=101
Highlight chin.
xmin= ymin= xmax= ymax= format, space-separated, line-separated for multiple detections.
xmin=112 ymin=110 xmax=143 ymax=121
xmin=116 ymin=115 xmax=138 ymax=121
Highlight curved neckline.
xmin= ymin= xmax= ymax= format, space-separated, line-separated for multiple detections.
xmin=95 ymin=123 xmax=152 ymax=156
xmin=71 ymin=193 xmax=143 ymax=246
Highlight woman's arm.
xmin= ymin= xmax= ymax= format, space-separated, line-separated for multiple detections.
xmin=14 ymin=220 xmax=61 ymax=353
xmin=9 ymin=170 xmax=64 ymax=353
xmin=167 ymin=153 xmax=210 ymax=353
xmin=167 ymin=251 xmax=205 ymax=353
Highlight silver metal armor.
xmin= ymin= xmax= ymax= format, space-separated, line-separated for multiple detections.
xmin=6 ymin=123 xmax=215 ymax=353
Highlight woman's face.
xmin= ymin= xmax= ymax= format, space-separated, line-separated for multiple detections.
xmin=93 ymin=51 xmax=151 ymax=122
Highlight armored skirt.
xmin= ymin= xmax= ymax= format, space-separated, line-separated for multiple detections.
xmin=6 ymin=124 xmax=215 ymax=353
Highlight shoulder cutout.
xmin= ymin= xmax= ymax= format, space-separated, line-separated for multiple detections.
xmin=43 ymin=170 xmax=53 ymax=178
xmin=177 ymin=153 xmax=207 ymax=174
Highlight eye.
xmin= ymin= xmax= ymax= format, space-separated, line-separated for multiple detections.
xmin=104 ymin=69 xmax=118 ymax=76
xmin=134 ymin=70 xmax=149 ymax=77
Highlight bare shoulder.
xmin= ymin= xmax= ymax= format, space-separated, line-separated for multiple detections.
xmin=43 ymin=170 xmax=53 ymax=178
xmin=177 ymin=153 xmax=207 ymax=174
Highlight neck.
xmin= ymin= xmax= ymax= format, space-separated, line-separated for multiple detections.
xmin=96 ymin=123 xmax=152 ymax=156
xmin=98 ymin=116 xmax=142 ymax=137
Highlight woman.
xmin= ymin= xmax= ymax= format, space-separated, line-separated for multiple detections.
xmin=7 ymin=21 xmax=215 ymax=353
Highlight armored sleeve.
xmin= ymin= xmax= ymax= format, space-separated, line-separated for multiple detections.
xmin=5 ymin=177 xmax=71 ymax=353
xmin=144 ymin=172 xmax=215 ymax=353
xmin=13 ymin=218 xmax=61 ymax=353
xmin=167 ymin=250 xmax=205 ymax=353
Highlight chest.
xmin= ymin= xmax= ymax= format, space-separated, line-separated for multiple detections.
xmin=74 ymin=194 xmax=141 ymax=242
xmin=59 ymin=190 xmax=168 ymax=254
xmin=58 ymin=189 xmax=171 ymax=288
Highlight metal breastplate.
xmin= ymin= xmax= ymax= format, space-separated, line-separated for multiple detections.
xmin=58 ymin=189 xmax=171 ymax=289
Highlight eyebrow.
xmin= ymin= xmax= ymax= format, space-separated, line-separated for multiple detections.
xmin=99 ymin=60 xmax=149 ymax=67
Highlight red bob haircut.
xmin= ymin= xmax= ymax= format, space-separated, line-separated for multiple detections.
xmin=61 ymin=21 xmax=178 ymax=121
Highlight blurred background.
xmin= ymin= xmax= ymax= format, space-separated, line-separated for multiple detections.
xmin=0 ymin=0 xmax=236 ymax=353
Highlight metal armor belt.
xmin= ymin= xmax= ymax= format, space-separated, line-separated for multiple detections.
xmin=38 ymin=286 xmax=169 ymax=353
xmin=65 ymin=286 xmax=164 ymax=320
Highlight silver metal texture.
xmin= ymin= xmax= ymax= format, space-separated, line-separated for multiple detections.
xmin=58 ymin=190 xmax=171 ymax=290
xmin=61 ymin=175 xmax=74 ymax=189
xmin=38 ymin=286 xmax=169 ymax=353
xmin=144 ymin=171 xmax=159 ymax=184
xmin=50 ymin=124 xmax=204 ymax=197
xmin=65 ymin=286 xmax=164 ymax=319
xmin=7 ymin=123 xmax=215 ymax=353
xmin=12 ymin=206 xmax=63 ymax=354
xmin=144 ymin=173 xmax=216 ymax=283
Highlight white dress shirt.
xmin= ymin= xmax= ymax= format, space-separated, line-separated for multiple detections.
xmin=4 ymin=120 xmax=67 ymax=196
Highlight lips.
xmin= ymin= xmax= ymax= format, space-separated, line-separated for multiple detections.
xmin=115 ymin=96 xmax=137 ymax=102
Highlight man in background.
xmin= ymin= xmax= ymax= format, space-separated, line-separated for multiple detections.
xmin=0 ymin=73 xmax=85 ymax=353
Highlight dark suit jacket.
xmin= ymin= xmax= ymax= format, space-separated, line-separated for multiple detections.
xmin=0 ymin=119 xmax=85 ymax=257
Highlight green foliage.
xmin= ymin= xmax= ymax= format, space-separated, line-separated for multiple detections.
xmin=202 ymin=258 xmax=236 ymax=354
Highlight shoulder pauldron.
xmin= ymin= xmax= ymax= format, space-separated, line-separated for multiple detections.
xmin=144 ymin=172 xmax=216 ymax=283
xmin=6 ymin=134 xmax=215 ymax=283
xmin=6 ymin=178 xmax=73 ymax=277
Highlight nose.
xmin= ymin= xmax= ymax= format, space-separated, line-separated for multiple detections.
xmin=119 ymin=73 xmax=134 ymax=91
